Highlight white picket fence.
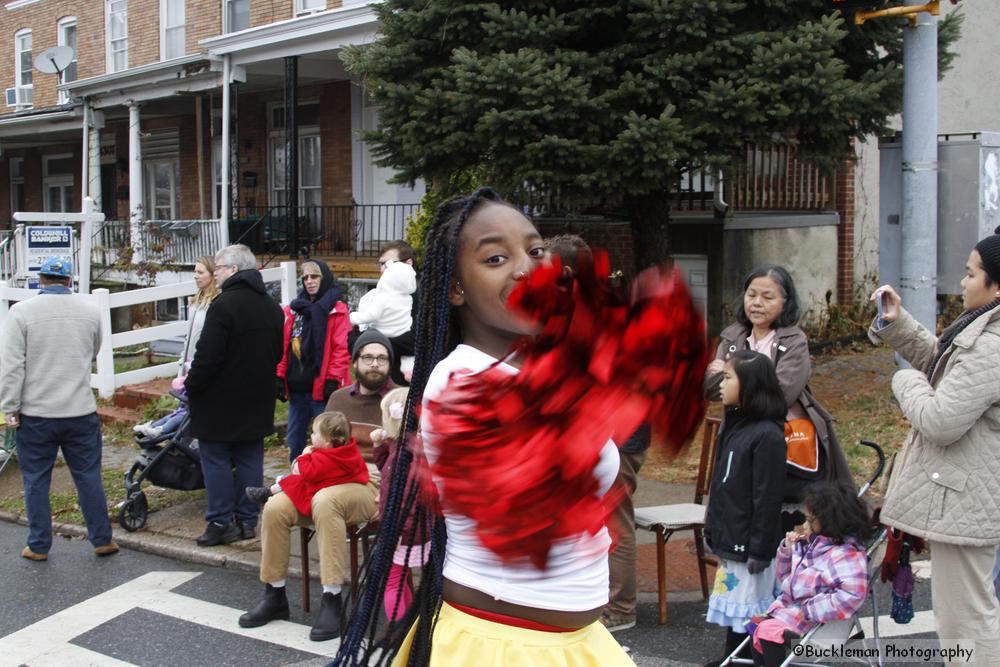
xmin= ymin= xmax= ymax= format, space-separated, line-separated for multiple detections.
xmin=0 ymin=261 xmax=298 ymax=398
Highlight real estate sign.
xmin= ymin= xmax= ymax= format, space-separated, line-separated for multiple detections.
xmin=26 ymin=225 xmax=73 ymax=272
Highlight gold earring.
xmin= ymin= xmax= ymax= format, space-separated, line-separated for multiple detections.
xmin=457 ymin=282 xmax=465 ymax=296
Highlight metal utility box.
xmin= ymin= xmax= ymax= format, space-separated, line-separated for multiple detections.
xmin=879 ymin=132 xmax=1000 ymax=295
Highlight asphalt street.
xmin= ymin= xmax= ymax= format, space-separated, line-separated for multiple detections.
xmin=0 ymin=520 xmax=945 ymax=666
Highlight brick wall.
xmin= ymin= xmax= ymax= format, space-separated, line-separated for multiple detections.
xmin=251 ymin=0 xmax=292 ymax=28
xmin=834 ymin=160 xmax=856 ymax=306
xmin=188 ymin=0 xmax=221 ymax=55
xmin=0 ymin=1 xmax=104 ymax=110
xmin=129 ymin=1 xmax=160 ymax=68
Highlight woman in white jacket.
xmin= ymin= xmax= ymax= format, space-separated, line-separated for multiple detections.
xmin=350 ymin=259 xmax=416 ymax=339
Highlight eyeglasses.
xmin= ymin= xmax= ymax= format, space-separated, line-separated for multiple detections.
xmin=214 ymin=264 xmax=236 ymax=273
xmin=359 ymin=354 xmax=390 ymax=366
xmin=302 ymin=274 xmax=322 ymax=281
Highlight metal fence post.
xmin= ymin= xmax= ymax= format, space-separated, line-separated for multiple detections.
xmin=92 ymin=288 xmax=115 ymax=398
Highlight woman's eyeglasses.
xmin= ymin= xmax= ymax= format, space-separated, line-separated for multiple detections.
xmin=302 ymin=274 xmax=322 ymax=281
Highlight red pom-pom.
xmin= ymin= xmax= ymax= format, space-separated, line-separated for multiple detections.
xmin=427 ymin=249 xmax=709 ymax=568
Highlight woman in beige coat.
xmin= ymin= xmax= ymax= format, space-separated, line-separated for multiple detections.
xmin=869 ymin=230 xmax=1000 ymax=665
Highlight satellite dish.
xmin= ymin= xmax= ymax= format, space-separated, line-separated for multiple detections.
xmin=35 ymin=45 xmax=74 ymax=75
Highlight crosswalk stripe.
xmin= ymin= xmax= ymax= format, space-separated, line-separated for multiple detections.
xmin=140 ymin=591 xmax=336 ymax=658
xmin=12 ymin=643 xmax=136 ymax=666
xmin=858 ymin=609 xmax=936 ymax=639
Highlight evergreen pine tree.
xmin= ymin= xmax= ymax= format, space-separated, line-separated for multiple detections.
xmin=344 ymin=1 xmax=961 ymax=267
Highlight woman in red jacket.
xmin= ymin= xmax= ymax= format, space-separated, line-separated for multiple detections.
xmin=277 ymin=260 xmax=351 ymax=460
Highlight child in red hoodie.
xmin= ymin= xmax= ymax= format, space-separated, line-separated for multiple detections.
xmin=246 ymin=411 xmax=369 ymax=514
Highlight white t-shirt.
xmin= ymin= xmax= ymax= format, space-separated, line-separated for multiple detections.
xmin=421 ymin=344 xmax=619 ymax=611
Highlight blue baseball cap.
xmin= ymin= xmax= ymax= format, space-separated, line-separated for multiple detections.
xmin=38 ymin=256 xmax=73 ymax=278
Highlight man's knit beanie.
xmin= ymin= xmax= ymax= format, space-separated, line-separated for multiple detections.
xmin=352 ymin=328 xmax=395 ymax=364
xmin=975 ymin=225 xmax=1000 ymax=285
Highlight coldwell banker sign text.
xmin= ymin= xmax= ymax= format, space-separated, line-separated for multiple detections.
xmin=26 ymin=226 xmax=72 ymax=272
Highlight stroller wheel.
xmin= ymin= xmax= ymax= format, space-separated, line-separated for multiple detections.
xmin=119 ymin=492 xmax=148 ymax=532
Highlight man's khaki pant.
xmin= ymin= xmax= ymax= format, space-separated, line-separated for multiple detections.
xmin=606 ymin=448 xmax=647 ymax=619
xmin=260 ymin=480 xmax=378 ymax=586
xmin=929 ymin=540 xmax=1000 ymax=667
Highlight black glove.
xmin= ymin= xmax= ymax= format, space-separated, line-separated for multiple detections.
xmin=323 ymin=380 xmax=340 ymax=403
xmin=276 ymin=378 xmax=287 ymax=402
xmin=747 ymin=557 xmax=770 ymax=575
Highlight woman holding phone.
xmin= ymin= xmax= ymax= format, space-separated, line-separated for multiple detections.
xmin=868 ymin=230 xmax=1000 ymax=664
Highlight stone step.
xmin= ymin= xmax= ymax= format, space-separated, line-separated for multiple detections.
xmin=97 ymin=405 xmax=144 ymax=426
xmin=111 ymin=378 xmax=174 ymax=410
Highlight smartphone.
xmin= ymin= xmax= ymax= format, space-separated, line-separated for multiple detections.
xmin=876 ymin=290 xmax=886 ymax=321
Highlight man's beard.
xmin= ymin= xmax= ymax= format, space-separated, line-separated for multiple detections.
xmin=357 ymin=367 xmax=389 ymax=391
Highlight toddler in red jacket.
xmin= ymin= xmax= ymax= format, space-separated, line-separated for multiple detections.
xmin=245 ymin=411 xmax=369 ymax=514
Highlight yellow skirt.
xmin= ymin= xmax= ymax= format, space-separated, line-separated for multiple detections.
xmin=391 ymin=601 xmax=635 ymax=666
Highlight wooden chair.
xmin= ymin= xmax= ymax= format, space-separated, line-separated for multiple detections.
xmin=299 ymin=420 xmax=383 ymax=612
xmin=634 ymin=415 xmax=721 ymax=624
xmin=299 ymin=520 xmax=380 ymax=612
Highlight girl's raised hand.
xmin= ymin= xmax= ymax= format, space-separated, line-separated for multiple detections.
xmin=371 ymin=428 xmax=385 ymax=446
xmin=707 ymin=359 xmax=725 ymax=374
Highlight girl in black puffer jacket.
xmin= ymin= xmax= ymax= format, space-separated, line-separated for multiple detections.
xmin=703 ymin=350 xmax=787 ymax=666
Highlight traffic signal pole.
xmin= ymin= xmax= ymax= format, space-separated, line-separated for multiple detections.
xmin=900 ymin=1 xmax=940 ymax=331
xmin=857 ymin=0 xmax=941 ymax=331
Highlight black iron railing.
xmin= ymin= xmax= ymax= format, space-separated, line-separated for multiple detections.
xmin=232 ymin=203 xmax=420 ymax=259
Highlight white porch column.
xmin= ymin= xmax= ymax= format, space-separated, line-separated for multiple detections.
xmin=128 ymin=102 xmax=144 ymax=263
xmin=88 ymin=107 xmax=102 ymax=209
xmin=220 ymin=54 xmax=231 ymax=247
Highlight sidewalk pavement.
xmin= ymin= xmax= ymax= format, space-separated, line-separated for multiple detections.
xmin=0 ymin=442 xmax=713 ymax=602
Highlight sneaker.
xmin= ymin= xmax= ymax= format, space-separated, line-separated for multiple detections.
xmin=196 ymin=521 xmax=240 ymax=547
xmin=245 ymin=486 xmax=273 ymax=505
xmin=20 ymin=546 xmax=47 ymax=561
xmin=600 ymin=613 xmax=637 ymax=633
xmin=133 ymin=423 xmax=163 ymax=439
xmin=94 ymin=540 xmax=120 ymax=557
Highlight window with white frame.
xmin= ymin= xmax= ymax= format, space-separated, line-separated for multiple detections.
xmin=10 ymin=158 xmax=24 ymax=216
xmin=106 ymin=0 xmax=128 ymax=73
xmin=57 ymin=18 xmax=77 ymax=104
xmin=14 ymin=29 xmax=32 ymax=108
xmin=43 ymin=154 xmax=75 ymax=213
xmin=268 ymin=102 xmax=322 ymax=219
xmin=223 ymin=0 xmax=249 ymax=33
xmin=295 ymin=0 xmax=325 ymax=16
xmin=145 ymin=160 xmax=181 ymax=220
xmin=161 ymin=0 xmax=185 ymax=60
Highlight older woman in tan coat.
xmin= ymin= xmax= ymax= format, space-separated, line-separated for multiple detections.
xmin=869 ymin=229 xmax=1000 ymax=666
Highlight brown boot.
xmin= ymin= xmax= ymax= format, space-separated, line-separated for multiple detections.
xmin=21 ymin=546 xmax=47 ymax=561
xmin=94 ymin=540 xmax=120 ymax=557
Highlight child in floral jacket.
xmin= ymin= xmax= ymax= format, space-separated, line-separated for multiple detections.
xmin=749 ymin=482 xmax=871 ymax=666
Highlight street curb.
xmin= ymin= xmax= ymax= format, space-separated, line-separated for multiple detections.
xmin=0 ymin=508 xmax=297 ymax=577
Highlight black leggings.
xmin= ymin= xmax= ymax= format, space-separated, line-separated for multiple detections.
xmin=752 ymin=638 xmax=787 ymax=667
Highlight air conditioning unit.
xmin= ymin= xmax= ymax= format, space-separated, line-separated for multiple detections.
xmin=5 ymin=86 xmax=31 ymax=108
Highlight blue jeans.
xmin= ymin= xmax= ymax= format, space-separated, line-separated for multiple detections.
xmin=151 ymin=407 xmax=186 ymax=433
xmin=17 ymin=413 xmax=112 ymax=553
xmin=287 ymin=391 xmax=326 ymax=461
xmin=198 ymin=438 xmax=263 ymax=527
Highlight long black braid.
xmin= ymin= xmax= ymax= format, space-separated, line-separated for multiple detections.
xmin=334 ymin=188 xmax=507 ymax=666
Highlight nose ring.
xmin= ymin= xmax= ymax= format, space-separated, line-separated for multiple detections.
xmin=513 ymin=271 xmax=526 ymax=280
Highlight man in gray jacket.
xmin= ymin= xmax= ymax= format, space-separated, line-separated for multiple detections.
xmin=0 ymin=256 xmax=117 ymax=561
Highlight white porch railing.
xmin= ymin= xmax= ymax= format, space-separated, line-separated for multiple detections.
xmin=0 ymin=261 xmax=297 ymax=398
xmin=92 ymin=219 xmax=223 ymax=268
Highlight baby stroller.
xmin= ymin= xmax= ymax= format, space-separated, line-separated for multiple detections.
xmin=119 ymin=391 xmax=204 ymax=531
xmin=721 ymin=439 xmax=890 ymax=667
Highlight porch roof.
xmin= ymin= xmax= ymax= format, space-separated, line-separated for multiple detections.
xmin=200 ymin=4 xmax=379 ymax=66
xmin=59 ymin=55 xmax=223 ymax=109
xmin=0 ymin=105 xmax=81 ymax=141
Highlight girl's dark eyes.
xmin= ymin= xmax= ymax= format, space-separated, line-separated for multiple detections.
xmin=528 ymin=246 xmax=546 ymax=258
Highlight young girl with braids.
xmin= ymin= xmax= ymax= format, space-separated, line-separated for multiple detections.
xmin=335 ymin=189 xmax=634 ymax=666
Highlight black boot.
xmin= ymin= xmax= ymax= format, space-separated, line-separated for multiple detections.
xmin=309 ymin=592 xmax=343 ymax=641
xmin=196 ymin=521 xmax=240 ymax=547
xmin=703 ymin=629 xmax=749 ymax=667
xmin=239 ymin=583 xmax=290 ymax=628
xmin=237 ymin=520 xmax=256 ymax=541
